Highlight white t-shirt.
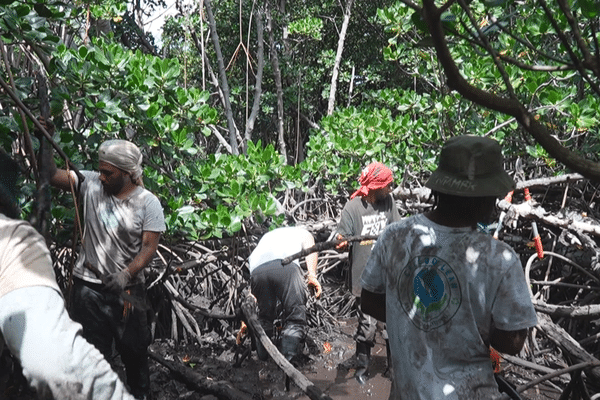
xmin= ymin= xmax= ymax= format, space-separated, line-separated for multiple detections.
xmin=248 ymin=227 xmax=313 ymax=273
xmin=0 ymin=214 xmax=60 ymax=299
xmin=74 ymin=171 xmax=166 ymax=284
xmin=361 ymin=214 xmax=538 ymax=400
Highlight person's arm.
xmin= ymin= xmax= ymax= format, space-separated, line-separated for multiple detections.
xmin=36 ymin=119 xmax=77 ymax=192
xmin=335 ymin=204 xmax=355 ymax=250
xmin=104 ymin=230 xmax=161 ymax=292
xmin=49 ymin=169 xmax=77 ymax=192
xmin=490 ymin=327 xmax=528 ymax=355
xmin=127 ymin=231 xmax=161 ymax=277
xmin=301 ymin=230 xmax=322 ymax=297
xmin=360 ymin=288 xmax=386 ymax=322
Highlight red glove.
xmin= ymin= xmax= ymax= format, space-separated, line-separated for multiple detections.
xmin=236 ymin=321 xmax=248 ymax=345
xmin=307 ymin=275 xmax=322 ymax=298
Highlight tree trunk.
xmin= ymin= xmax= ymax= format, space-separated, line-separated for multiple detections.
xmin=202 ymin=0 xmax=239 ymax=155
xmin=327 ymin=0 xmax=354 ymax=115
xmin=265 ymin=2 xmax=288 ymax=162
xmin=244 ymin=7 xmax=266 ymax=149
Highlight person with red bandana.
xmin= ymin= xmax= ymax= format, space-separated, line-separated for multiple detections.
xmin=335 ymin=162 xmax=401 ymax=383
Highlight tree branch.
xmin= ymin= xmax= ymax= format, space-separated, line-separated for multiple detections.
xmin=420 ymin=0 xmax=600 ymax=182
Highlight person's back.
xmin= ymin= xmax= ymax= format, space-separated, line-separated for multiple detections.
xmin=248 ymin=226 xmax=309 ymax=271
xmin=246 ymin=225 xmax=320 ymax=362
xmin=361 ymin=136 xmax=538 ymax=399
xmin=364 ymin=213 xmax=534 ymax=398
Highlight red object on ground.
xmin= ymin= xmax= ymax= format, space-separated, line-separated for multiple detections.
xmin=524 ymin=187 xmax=532 ymax=201
xmin=531 ymin=221 xmax=544 ymax=259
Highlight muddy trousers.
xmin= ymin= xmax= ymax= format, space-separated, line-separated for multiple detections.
xmin=250 ymin=259 xmax=307 ymax=360
xmin=70 ymin=278 xmax=152 ymax=399
xmin=355 ymin=300 xmax=392 ymax=372
xmin=354 ymin=298 xmax=377 ymax=350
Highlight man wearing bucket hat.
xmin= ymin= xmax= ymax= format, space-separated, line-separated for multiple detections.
xmin=0 ymin=151 xmax=136 ymax=399
xmin=360 ymin=136 xmax=537 ymax=399
xmin=42 ymin=135 xmax=166 ymax=400
xmin=335 ymin=161 xmax=400 ymax=383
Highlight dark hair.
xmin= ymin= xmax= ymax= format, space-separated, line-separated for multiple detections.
xmin=0 ymin=152 xmax=21 ymax=219
xmin=431 ymin=191 xmax=497 ymax=224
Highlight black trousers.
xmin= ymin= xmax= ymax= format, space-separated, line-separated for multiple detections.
xmin=70 ymin=278 xmax=151 ymax=399
xmin=250 ymin=259 xmax=308 ymax=340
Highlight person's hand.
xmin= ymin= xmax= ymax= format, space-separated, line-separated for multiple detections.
xmin=35 ymin=117 xmax=55 ymax=141
xmin=307 ymin=274 xmax=322 ymax=298
xmin=335 ymin=234 xmax=348 ymax=250
xmin=236 ymin=321 xmax=248 ymax=345
xmin=103 ymin=269 xmax=131 ymax=293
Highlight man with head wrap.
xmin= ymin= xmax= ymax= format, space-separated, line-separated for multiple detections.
xmin=335 ymin=161 xmax=400 ymax=383
xmin=44 ymin=137 xmax=166 ymax=400
xmin=0 ymin=151 xmax=136 ymax=399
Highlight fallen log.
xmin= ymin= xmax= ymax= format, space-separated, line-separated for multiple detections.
xmin=164 ymin=280 xmax=237 ymax=320
xmin=533 ymin=300 xmax=600 ymax=320
xmin=148 ymin=350 xmax=254 ymax=400
xmin=512 ymin=359 xmax=600 ymax=397
xmin=280 ymin=235 xmax=378 ymax=265
xmin=535 ymin=313 xmax=600 ymax=382
xmin=500 ymin=200 xmax=600 ymax=239
xmin=239 ymin=294 xmax=334 ymax=400
xmin=392 ymin=174 xmax=585 ymax=204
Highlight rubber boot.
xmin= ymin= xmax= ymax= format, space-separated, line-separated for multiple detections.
xmin=354 ymin=341 xmax=371 ymax=385
xmin=254 ymin=335 xmax=269 ymax=361
xmin=280 ymin=335 xmax=303 ymax=363
xmin=252 ymin=327 xmax=272 ymax=361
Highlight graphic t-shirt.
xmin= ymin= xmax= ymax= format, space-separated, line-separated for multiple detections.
xmin=361 ymin=214 xmax=538 ymax=400
xmin=337 ymin=194 xmax=400 ymax=296
xmin=73 ymin=171 xmax=166 ymax=284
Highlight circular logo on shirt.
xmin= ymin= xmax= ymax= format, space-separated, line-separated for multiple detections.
xmin=397 ymin=256 xmax=461 ymax=331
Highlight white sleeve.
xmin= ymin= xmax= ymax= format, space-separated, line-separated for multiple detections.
xmin=0 ymin=287 xmax=136 ymax=400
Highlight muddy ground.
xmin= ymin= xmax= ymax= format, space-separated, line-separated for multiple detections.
xmin=0 ymin=315 xmax=569 ymax=400
xmin=148 ymin=317 xmax=392 ymax=400
xmin=146 ymin=317 xmax=562 ymax=400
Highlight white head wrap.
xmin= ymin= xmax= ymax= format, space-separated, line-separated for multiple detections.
xmin=98 ymin=140 xmax=143 ymax=180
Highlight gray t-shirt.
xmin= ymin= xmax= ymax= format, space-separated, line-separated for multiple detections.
xmin=337 ymin=194 xmax=400 ymax=296
xmin=74 ymin=171 xmax=166 ymax=284
xmin=361 ymin=214 xmax=538 ymax=400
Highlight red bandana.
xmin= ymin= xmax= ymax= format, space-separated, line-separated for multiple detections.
xmin=350 ymin=162 xmax=393 ymax=199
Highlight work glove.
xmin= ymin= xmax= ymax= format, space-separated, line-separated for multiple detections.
xmin=103 ymin=269 xmax=131 ymax=293
xmin=335 ymin=234 xmax=348 ymax=250
xmin=307 ymin=274 xmax=322 ymax=298
xmin=236 ymin=321 xmax=248 ymax=345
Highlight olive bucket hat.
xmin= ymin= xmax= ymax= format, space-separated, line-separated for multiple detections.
xmin=425 ymin=135 xmax=515 ymax=197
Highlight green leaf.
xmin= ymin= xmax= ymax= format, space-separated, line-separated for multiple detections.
xmin=411 ymin=11 xmax=428 ymax=33
xmin=33 ymin=3 xmax=53 ymax=18
xmin=579 ymin=0 xmax=599 ymax=18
